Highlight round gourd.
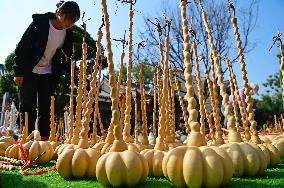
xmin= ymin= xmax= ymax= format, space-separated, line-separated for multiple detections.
xmin=257 ymin=144 xmax=271 ymax=167
xmin=96 ymin=150 xmax=148 ymax=187
xmin=55 ymin=144 xmax=76 ymax=156
xmin=23 ymin=140 xmax=54 ymax=165
xmin=127 ymin=143 xmax=142 ymax=152
xmin=162 ymin=146 xmax=233 ymax=187
xmin=0 ymin=136 xmax=15 ymax=156
xmin=50 ymin=141 xmax=60 ymax=151
xmin=50 ymin=141 xmax=61 ymax=160
xmin=247 ymin=143 xmax=268 ymax=173
xmin=220 ymin=142 xmax=267 ymax=177
xmin=272 ymin=140 xmax=284 ymax=158
xmin=5 ymin=144 xmax=20 ymax=159
xmin=261 ymin=143 xmax=280 ymax=167
xmin=140 ymin=149 xmax=166 ymax=177
xmin=92 ymin=142 xmax=107 ymax=153
xmin=56 ymin=148 xmax=101 ymax=179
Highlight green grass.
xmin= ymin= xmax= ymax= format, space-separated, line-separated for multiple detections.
xmin=0 ymin=159 xmax=283 ymax=188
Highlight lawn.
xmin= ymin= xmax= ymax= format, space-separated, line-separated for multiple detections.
xmin=1 ymin=159 xmax=284 ymax=188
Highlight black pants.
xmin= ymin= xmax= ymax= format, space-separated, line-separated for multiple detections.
xmin=19 ymin=73 xmax=55 ymax=137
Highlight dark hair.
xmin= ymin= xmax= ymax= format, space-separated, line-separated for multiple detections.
xmin=56 ymin=1 xmax=80 ymax=22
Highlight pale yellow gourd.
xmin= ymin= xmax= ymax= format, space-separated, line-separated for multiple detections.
xmin=228 ymin=62 xmax=250 ymax=141
xmin=139 ymin=19 xmax=172 ymax=179
xmin=272 ymin=140 xmax=284 ymax=158
xmin=192 ymin=38 xmax=206 ymax=144
xmin=56 ymin=148 xmax=101 ymax=179
xmin=96 ymin=1 xmax=148 ymax=187
xmin=162 ymin=145 xmax=233 ymax=187
xmin=66 ymin=61 xmax=75 ymax=144
xmin=230 ymin=3 xmax=261 ymax=144
xmin=20 ymin=130 xmax=54 ymax=165
xmin=5 ymin=113 xmax=35 ymax=160
xmin=6 ymin=130 xmax=53 ymax=164
xmin=140 ymin=149 xmax=166 ymax=177
xmin=96 ymin=150 xmax=148 ymax=187
xmin=150 ymin=71 xmax=157 ymax=145
xmin=220 ymin=142 xmax=267 ymax=177
xmin=259 ymin=143 xmax=280 ymax=167
xmin=49 ymin=96 xmax=60 ymax=156
xmin=54 ymin=143 xmax=76 ymax=157
xmin=0 ymin=136 xmax=15 ymax=156
xmin=180 ymin=0 xmax=204 ymax=147
xmin=123 ymin=0 xmax=134 ymax=143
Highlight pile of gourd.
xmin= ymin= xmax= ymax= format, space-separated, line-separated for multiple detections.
xmin=0 ymin=0 xmax=283 ymax=187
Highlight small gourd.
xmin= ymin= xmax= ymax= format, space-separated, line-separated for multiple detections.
xmin=220 ymin=142 xmax=267 ymax=177
xmin=162 ymin=146 xmax=233 ymax=187
xmin=272 ymin=139 xmax=284 ymax=158
xmin=56 ymin=147 xmax=101 ymax=179
xmin=21 ymin=130 xmax=54 ymax=165
xmin=0 ymin=136 xmax=15 ymax=156
xmin=96 ymin=150 xmax=148 ymax=187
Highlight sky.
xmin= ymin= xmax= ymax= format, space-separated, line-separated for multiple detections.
xmin=0 ymin=0 xmax=284 ymax=96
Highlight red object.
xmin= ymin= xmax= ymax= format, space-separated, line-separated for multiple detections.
xmin=18 ymin=142 xmax=56 ymax=176
xmin=20 ymin=165 xmax=57 ymax=176
xmin=19 ymin=143 xmax=29 ymax=163
xmin=41 ymin=136 xmax=49 ymax=141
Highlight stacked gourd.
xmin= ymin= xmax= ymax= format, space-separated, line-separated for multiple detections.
xmin=56 ymin=18 xmax=101 ymax=179
xmin=4 ymin=112 xmax=54 ymax=165
xmin=140 ymin=19 xmax=171 ymax=178
xmin=267 ymin=33 xmax=284 ymax=158
xmin=161 ymin=1 xmax=234 ymax=187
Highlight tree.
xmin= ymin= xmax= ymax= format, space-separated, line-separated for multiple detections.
xmin=114 ymin=60 xmax=156 ymax=89
xmin=138 ymin=0 xmax=258 ymax=71
xmin=255 ymin=72 xmax=284 ymax=116
xmin=137 ymin=0 xmax=258 ymax=104
xmin=0 ymin=53 xmax=18 ymax=103
xmin=0 ymin=25 xmax=105 ymax=116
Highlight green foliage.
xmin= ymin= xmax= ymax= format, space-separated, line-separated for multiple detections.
xmin=255 ymin=72 xmax=284 ymax=116
xmin=72 ymin=25 xmax=97 ymax=60
xmin=114 ymin=60 xmax=155 ymax=88
xmin=114 ymin=63 xmax=127 ymax=84
xmin=133 ymin=61 xmax=156 ymax=87
xmin=0 ymin=52 xmax=18 ymax=103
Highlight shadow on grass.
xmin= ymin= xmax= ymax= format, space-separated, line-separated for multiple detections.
xmin=0 ymin=172 xmax=48 ymax=188
xmin=227 ymin=162 xmax=284 ymax=188
xmin=137 ymin=177 xmax=174 ymax=188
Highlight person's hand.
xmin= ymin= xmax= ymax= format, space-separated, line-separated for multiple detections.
xmin=14 ymin=77 xmax=24 ymax=87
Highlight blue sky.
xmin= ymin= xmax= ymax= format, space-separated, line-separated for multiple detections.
xmin=0 ymin=0 xmax=284 ymax=96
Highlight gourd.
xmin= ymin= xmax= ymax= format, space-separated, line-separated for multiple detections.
xmin=229 ymin=2 xmax=261 ymax=144
xmin=56 ymin=148 xmax=100 ymax=179
xmin=140 ymin=149 xmax=166 ymax=177
xmin=122 ymin=0 xmax=134 ymax=143
xmin=162 ymin=146 xmax=233 ymax=187
xmin=139 ymin=19 xmax=171 ymax=178
xmin=96 ymin=1 xmax=148 ymax=187
xmin=272 ymin=140 xmax=284 ymax=158
xmin=21 ymin=130 xmax=54 ymax=165
xmin=0 ymin=136 xmax=15 ymax=156
xmin=259 ymin=143 xmax=280 ymax=167
xmin=220 ymin=142 xmax=267 ymax=177
xmin=96 ymin=150 xmax=148 ymax=187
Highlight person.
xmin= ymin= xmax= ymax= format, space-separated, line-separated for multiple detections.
xmin=229 ymin=83 xmax=259 ymax=114
xmin=13 ymin=1 xmax=80 ymax=139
